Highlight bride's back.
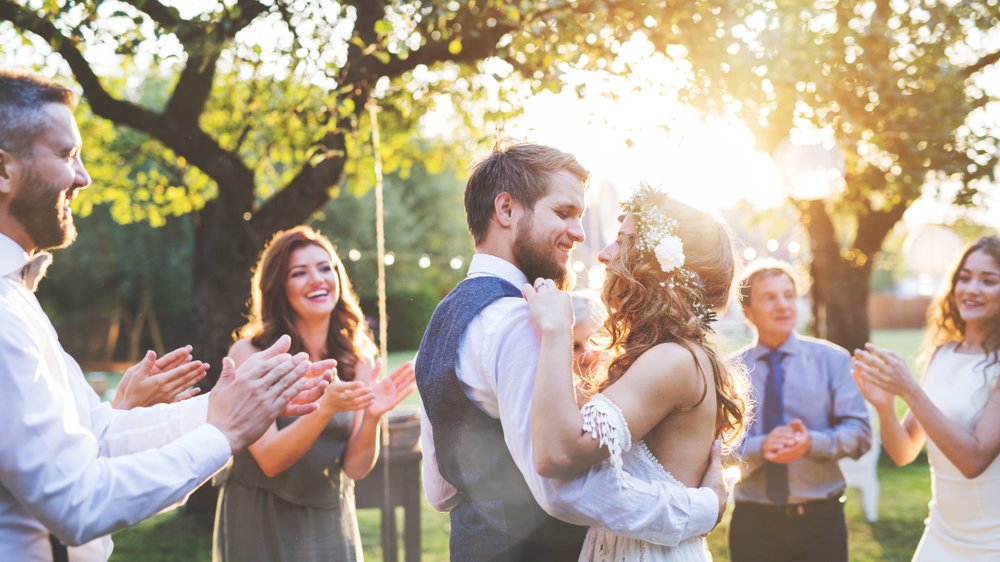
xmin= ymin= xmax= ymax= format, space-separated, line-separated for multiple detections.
xmin=625 ymin=342 xmax=720 ymax=488
xmin=605 ymin=343 xmax=719 ymax=487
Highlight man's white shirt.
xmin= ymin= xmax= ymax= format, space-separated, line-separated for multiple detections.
xmin=0 ymin=233 xmax=232 ymax=561
xmin=420 ymin=253 xmax=718 ymax=547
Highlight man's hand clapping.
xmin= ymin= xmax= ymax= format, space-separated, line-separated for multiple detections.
xmin=762 ymin=419 xmax=811 ymax=464
xmin=207 ymin=335 xmax=333 ymax=453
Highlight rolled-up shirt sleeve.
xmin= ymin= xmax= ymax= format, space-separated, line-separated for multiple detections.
xmin=0 ymin=313 xmax=232 ymax=546
xmin=419 ymin=406 xmax=460 ymax=511
xmin=491 ymin=304 xmax=717 ymax=546
xmin=86 ymin=373 xmax=213 ymax=457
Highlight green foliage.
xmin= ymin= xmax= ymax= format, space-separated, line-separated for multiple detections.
xmin=313 ymin=161 xmax=471 ymax=300
xmin=361 ymin=288 xmax=440 ymax=351
xmin=4 ymin=1 xmax=994 ymax=233
xmin=75 ymin=85 xmax=210 ymax=226
xmin=38 ymin=208 xmax=196 ymax=358
xmin=3 ymin=0 xmax=809 ymax=228
xmin=679 ymin=0 xmax=997 ymax=215
xmin=310 ymin=162 xmax=470 ymax=350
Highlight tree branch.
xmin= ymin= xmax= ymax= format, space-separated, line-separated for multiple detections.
xmin=378 ymin=25 xmax=516 ymax=79
xmin=350 ymin=0 xmax=384 ymax=47
xmin=963 ymin=49 xmax=1000 ymax=78
xmin=254 ymin=3 xmax=517 ymax=236
xmin=0 ymin=2 xmax=254 ymax=209
xmin=251 ymin=132 xmax=348 ymax=235
xmin=128 ymin=0 xmax=186 ymax=34
xmin=163 ymin=51 xmax=219 ymax=125
xmin=855 ymin=200 xmax=908 ymax=258
xmin=135 ymin=0 xmax=268 ymax=126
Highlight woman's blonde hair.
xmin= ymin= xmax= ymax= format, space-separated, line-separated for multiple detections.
xmin=585 ymin=193 xmax=750 ymax=448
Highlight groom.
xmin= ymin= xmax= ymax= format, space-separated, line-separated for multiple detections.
xmin=416 ymin=140 xmax=726 ymax=561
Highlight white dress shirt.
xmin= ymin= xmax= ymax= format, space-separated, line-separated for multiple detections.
xmin=0 ymin=234 xmax=232 ymax=561
xmin=420 ymin=253 xmax=718 ymax=547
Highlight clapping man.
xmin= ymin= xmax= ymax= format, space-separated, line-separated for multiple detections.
xmin=0 ymin=69 xmax=329 ymax=561
xmin=729 ymin=260 xmax=871 ymax=562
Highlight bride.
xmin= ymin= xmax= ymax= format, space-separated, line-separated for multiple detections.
xmin=524 ymin=185 xmax=750 ymax=561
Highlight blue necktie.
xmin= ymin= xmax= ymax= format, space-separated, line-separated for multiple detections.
xmin=763 ymin=349 xmax=789 ymax=504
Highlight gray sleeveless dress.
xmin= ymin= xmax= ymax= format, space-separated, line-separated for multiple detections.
xmin=213 ymin=410 xmax=362 ymax=562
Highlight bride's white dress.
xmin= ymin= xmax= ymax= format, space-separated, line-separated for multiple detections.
xmin=578 ymin=395 xmax=712 ymax=562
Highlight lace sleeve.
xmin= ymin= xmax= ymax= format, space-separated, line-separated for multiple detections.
xmin=580 ymin=394 xmax=632 ymax=489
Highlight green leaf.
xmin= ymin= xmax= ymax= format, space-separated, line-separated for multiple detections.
xmin=375 ymin=20 xmax=393 ymax=37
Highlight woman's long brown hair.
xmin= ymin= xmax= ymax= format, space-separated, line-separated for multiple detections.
xmin=235 ymin=226 xmax=376 ymax=381
xmin=922 ymin=235 xmax=1000 ymax=374
xmin=586 ymin=194 xmax=750 ymax=448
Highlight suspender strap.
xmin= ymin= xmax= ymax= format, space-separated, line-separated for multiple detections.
xmin=50 ymin=533 xmax=68 ymax=562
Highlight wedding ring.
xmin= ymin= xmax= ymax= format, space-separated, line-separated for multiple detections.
xmin=534 ymin=278 xmax=546 ymax=289
xmin=341 ymin=391 xmax=349 ymax=400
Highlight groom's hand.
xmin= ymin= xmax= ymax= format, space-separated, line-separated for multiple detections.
xmin=699 ymin=440 xmax=727 ymax=526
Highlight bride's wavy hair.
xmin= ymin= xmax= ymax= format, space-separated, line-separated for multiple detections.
xmin=587 ymin=193 xmax=750 ymax=448
xmin=235 ymin=226 xmax=376 ymax=381
xmin=923 ymin=235 xmax=1000 ymax=373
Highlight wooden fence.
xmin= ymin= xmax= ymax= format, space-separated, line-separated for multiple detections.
xmin=868 ymin=294 xmax=932 ymax=330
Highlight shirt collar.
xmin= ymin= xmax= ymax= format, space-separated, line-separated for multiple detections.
xmin=467 ymin=253 xmax=529 ymax=289
xmin=752 ymin=331 xmax=800 ymax=362
xmin=0 ymin=233 xmax=30 ymax=280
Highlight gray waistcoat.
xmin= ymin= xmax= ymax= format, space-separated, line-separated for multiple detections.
xmin=416 ymin=276 xmax=586 ymax=562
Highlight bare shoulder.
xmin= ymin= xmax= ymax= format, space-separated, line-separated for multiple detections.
xmin=228 ymin=339 xmax=261 ymax=367
xmin=620 ymin=342 xmax=709 ymax=395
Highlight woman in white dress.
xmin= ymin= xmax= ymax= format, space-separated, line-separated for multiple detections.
xmin=852 ymin=235 xmax=1000 ymax=561
xmin=524 ymin=185 xmax=751 ymax=562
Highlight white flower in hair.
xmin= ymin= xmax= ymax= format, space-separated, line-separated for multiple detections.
xmin=653 ymin=234 xmax=685 ymax=273
xmin=621 ymin=182 xmax=717 ymax=331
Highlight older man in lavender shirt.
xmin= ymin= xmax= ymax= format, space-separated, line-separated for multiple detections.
xmin=729 ymin=260 xmax=871 ymax=562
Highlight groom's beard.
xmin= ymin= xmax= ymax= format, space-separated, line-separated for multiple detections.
xmin=513 ymin=214 xmax=574 ymax=290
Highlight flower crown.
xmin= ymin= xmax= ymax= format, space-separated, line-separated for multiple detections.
xmin=620 ymin=184 xmax=717 ymax=329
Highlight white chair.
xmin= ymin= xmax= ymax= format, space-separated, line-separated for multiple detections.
xmin=838 ymin=408 xmax=880 ymax=522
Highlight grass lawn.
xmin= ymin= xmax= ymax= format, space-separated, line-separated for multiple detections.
xmin=108 ymin=329 xmax=933 ymax=561
xmin=109 ymin=460 xmax=931 ymax=561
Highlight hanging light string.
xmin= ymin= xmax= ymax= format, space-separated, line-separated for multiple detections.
xmin=344 ymin=249 xmax=468 ymax=270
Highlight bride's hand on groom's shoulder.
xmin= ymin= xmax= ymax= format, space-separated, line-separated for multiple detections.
xmin=522 ymin=278 xmax=573 ymax=335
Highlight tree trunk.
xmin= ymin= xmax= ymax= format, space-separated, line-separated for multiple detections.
xmin=798 ymin=191 xmax=907 ymax=354
xmin=183 ymin=199 xmax=264 ymax=524
xmin=800 ymin=200 xmax=874 ymax=354
xmin=809 ymin=248 xmax=873 ymax=354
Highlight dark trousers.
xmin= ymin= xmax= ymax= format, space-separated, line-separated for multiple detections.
xmin=729 ymin=501 xmax=848 ymax=562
